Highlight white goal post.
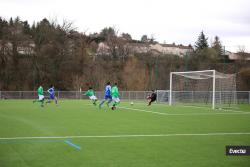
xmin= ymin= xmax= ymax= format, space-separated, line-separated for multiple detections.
xmin=169 ymin=70 xmax=237 ymax=109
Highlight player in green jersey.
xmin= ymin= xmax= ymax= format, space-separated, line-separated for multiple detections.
xmin=111 ymin=83 xmax=120 ymax=110
xmin=33 ymin=85 xmax=45 ymax=107
xmin=83 ymin=87 xmax=98 ymax=105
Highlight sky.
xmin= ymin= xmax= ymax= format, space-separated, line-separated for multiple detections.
xmin=1 ymin=0 xmax=250 ymax=52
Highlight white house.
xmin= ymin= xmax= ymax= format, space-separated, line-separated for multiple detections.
xmin=96 ymin=41 xmax=193 ymax=57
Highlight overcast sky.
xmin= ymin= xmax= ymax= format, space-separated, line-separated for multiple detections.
xmin=1 ymin=0 xmax=250 ymax=52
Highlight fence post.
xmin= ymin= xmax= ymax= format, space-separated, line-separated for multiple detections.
xmin=249 ymin=91 xmax=250 ymax=105
xmin=156 ymin=90 xmax=158 ymax=103
xmin=129 ymin=91 xmax=131 ymax=102
xmin=192 ymin=91 xmax=194 ymax=103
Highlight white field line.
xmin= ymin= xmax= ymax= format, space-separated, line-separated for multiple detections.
xmin=136 ymin=102 xmax=248 ymax=113
xmin=118 ymin=106 xmax=250 ymax=116
xmin=74 ymin=100 xmax=247 ymax=113
xmin=1 ymin=132 xmax=250 ymax=140
xmin=172 ymin=105 xmax=247 ymax=113
xmin=129 ymin=102 xmax=248 ymax=113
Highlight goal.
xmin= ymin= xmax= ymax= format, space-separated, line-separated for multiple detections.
xmin=156 ymin=90 xmax=169 ymax=103
xmin=169 ymin=70 xmax=237 ymax=109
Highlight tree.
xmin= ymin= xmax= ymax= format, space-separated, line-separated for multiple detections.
xmin=141 ymin=35 xmax=149 ymax=43
xmin=149 ymin=34 xmax=157 ymax=43
xmin=22 ymin=20 xmax=31 ymax=35
xmin=0 ymin=18 xmax=11 ymax=90
xmin=238 ymin=67 xmax=250 ymax=90
xmin=105 ymin=34 xmax=130 ymax=60
xmin=9 ymin=17 xmax=13 ymax=26
xmin=195 ymin=31 xmax=208 ymax=50
xmin=190 ymin=48 xmax=219 ymax=70
xmin=212 ymin=36 xmax=223 ymax=56
xmin=0 ymin=17 xmax=8 ymax=39
xmin=121 ymin=33 xmax=132 ymax=41
xmin=236 ymin=46 xmax=250 ymax=64
xmin=1 ymin=16 xmax=249 ymax=91
xmin=99 ymin=27 xmax=116 ymax=40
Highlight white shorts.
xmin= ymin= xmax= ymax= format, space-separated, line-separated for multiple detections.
xmin=112 ymin=97 xmax=120 ymax=103
xmin=89 ymin=95 xmax=97 ymax=100
xmin=38 ymin=95 xmax=44 ymax=101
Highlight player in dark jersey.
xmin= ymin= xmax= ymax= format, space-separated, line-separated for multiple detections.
xmin=147 ymin=90 xmax=157 ymax=106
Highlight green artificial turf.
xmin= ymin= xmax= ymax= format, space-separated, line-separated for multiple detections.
xmin=0 ymin=100 xmax=249 ymax=167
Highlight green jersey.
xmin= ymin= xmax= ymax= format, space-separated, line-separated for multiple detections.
xmin=84 ymin=89 xmax=95 ymax=97
xmin=37 ymin=86 xmax=43 ymax=95
xmin=111 ymin=86 xmax=119 ymax=98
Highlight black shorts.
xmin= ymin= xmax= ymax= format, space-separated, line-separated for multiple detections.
xmin=150 ymin=98 xmax=156 ymax=102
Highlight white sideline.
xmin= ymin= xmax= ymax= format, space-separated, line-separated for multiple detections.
xmin=1 ymin=132 xmax=250 ymax=140
xmin=126 ymin=102 xmax=248 ymax=113
xmin=118 ymin=106 xmax=250 ymax=116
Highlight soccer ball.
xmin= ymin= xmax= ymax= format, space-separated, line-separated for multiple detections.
xmin=130 ymin=102 xmax=134 ymax=106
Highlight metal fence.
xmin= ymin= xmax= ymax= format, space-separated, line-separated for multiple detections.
xmin=156 ymin=90 xmax=250 ymax=104
xmin=0 ymin=91 xmax=152 ymax=101
xmin=0 ymin=90 xmax=249 ymax=104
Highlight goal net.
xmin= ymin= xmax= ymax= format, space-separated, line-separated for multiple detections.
xmin=169 ymin=70 xmax=237 ymax=109
xmin=156 ymin=90 xmax=169 ymax=103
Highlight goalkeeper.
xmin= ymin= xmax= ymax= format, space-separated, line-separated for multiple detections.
xmin=83 ymin=87 xmax=98 ymax=106
xmin=111 ymin=83 xmax=120 ymax=110
xmin=147 ymin=90 xmax=157 ymax=106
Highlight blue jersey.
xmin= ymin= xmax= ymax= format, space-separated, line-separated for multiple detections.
xmin=104 ymin=85 xmax=112 ymax=99
xmin=48 ymin=87 xmax=55 ymax=95
xmin=48 ymin=87 xmax=55 ymax=99
xmin=105 ymin=85 xmax=111 ymax=96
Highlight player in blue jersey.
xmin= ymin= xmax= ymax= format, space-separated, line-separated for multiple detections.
xmin=46 ymin=85 xmax=58 ymax=105
xmin=99 ymin=82 xmax=112 ymax=109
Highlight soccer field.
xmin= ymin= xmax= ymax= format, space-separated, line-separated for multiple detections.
xmin=0 ymin=100 xmax=250 ymax=167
